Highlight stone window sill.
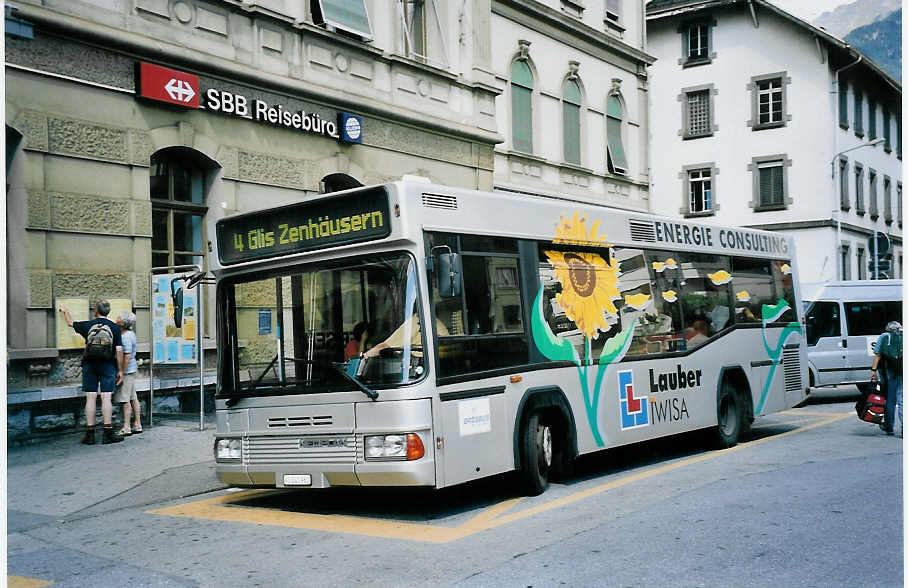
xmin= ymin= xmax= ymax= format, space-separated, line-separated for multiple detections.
xmin=753 ymin=204 xmax=787 ymax=212
xmin=753 ymin=121 xmax=786 ymax=131
xmin=684 ymin=210 xmax=715 ymax=218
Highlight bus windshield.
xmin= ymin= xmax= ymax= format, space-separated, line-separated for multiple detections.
xmin=222 ymin=252 xmax=425 ymax=397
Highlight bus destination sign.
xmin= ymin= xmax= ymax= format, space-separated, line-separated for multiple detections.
xmin=216 ymin=187 xmax=391 ymax=265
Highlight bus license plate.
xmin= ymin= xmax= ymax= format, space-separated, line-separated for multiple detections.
xmin=283 ymin=474 xmax=312 ymax=486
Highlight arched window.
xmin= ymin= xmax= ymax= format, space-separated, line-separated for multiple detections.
xmin=511 ymin=60 xmax=534 ymax=154
xmin=606 ymin=94 xmax=628 ymax=175
xmin=562 ymin=78 xmax=582 ymax=165
xmin=150 ymin=148 xmax=209 ymax=269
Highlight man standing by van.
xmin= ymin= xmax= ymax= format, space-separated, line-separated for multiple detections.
xmin=871 ymin=321 xmax=903 ymax=436
xmin=59 ymin=300 xmax=125 ymax=445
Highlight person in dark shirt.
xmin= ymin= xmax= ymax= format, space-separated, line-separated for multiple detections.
xmin=59 ymin=299 xmax=125 ymax=445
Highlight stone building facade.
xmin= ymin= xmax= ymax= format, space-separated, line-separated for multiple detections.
xmin=6 ymin=0 xmax=655 ymax=441
xmin=5 ymin=0 xmax=502 ymax=440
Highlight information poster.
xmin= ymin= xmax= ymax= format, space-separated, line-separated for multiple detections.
xmin=56 ymin=297 xmax=90 ymax=349
xmin=106 ymin=298 xmax=133 ymax=326
xmin=151 ymin=274 xmax=198 ymax=365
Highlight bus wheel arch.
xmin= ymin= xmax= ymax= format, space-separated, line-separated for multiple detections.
xmin=513 ymin=387 xmax=577 ymax=494
xmin=714 ymin=367 xmax=750 ymax=448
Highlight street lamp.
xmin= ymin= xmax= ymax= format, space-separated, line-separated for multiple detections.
xmin=830 ymin=137 xmax=885 ymax=280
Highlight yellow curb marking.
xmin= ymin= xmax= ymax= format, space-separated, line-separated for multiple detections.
xmin=150 ymin=413 xmax=849 ymax=543
xmin=8 ymin=576 xmax=53 ymax=588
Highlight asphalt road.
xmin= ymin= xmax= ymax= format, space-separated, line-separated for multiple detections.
xmin=8 ymin=392 xmax=903 ymax=588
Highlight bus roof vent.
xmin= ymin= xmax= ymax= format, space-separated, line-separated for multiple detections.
xmin=422 ymin=193 xmax=458 ymax=210
xmin=628 ymin=219 xmax=656 ymax=242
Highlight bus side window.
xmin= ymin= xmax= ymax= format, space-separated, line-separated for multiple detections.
xmin=730 ymin=257 xmax=773 ymax=324
xmin=428 ymin=231 xmax=529 ymax=378
xmin=634 ymin=249 xmax=685 ymax=355
xmin=677 ymin=252 xmax=733 ymax=348
xmin=770 ymin=260 xmax=796 ymax=323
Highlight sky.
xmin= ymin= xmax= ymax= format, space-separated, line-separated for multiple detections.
xmin=765 ymin=0 xmax=858 ymax=22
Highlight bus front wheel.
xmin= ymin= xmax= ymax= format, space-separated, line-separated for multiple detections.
xmin=714 ymin=379 xmax=741 ymax=449
xmin=518 ymin=411 xmax=552 ymax=496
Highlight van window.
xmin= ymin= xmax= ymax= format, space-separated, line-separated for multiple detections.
xmin=844 ymin=301 xmax=902 ymax=336
xmin=805 ymin=301 xmax=840 ymax=346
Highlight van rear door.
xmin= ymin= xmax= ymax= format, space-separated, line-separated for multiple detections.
xmin=804 ymin=300 xmax=845 ymax=386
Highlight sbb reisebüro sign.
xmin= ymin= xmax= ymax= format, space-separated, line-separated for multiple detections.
xmin=135 ymin=62 xmax=363 ymax=143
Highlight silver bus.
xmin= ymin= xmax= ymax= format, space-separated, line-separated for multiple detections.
xmin=211 ymin=180 xmax=808 ymax=495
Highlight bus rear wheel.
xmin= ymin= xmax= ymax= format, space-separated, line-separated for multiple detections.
xmin=518 ymin=411 xmax=552 ymax=496
xmin=714 ymin=379 xmax=741 ymax=449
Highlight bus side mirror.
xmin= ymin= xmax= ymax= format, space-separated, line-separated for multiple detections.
xmin=437 ymin=252 xmax=462 ymax=298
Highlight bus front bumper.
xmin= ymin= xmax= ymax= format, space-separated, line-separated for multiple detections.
xmin=216 ymin=455 xmax=436 ymax=488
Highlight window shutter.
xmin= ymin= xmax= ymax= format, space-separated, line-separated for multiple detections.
xmin=563 ymin=102 xmax=581 ymax=165
xmin=511 ymin=61 xmax=534 ymax=153
xmin=315 ymin=0 xmax=373 ymax=39
xmin=563 ymin=80 xmax=581 ymax=165
xmin=606 ymin=96 xmax=627 ymax=174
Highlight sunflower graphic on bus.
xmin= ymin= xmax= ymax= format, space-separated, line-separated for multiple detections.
xmin=532 ymin=213 xmax=636 ymax=446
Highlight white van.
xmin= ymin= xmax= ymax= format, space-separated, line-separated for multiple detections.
xmin=802 ymin=280 xmax=903 ymax=393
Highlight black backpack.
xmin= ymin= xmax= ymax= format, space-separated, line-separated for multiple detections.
xmin=84 ymin=322 xmax=114 ymax=361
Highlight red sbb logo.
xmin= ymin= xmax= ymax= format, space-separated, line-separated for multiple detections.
xmin=137 ymin=62 xmax=199 ymax=108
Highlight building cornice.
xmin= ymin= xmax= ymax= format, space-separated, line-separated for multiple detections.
xmin=7 ymin=3 xmax=505 ymax=146
xmin=744 ymin=219 xmax=902 ymax=245
xmin=492 ymin=0 xmax=655 ymax=70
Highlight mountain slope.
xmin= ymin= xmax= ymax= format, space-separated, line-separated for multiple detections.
xmin=813 ymin=0 xmax=900 ymax=37
xmin=845 ymin=9 xmax=901 ymax=82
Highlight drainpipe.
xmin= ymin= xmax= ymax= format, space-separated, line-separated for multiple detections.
xmin=831 ymin=50 xmax=862 ymax=280
xmin=747 ymin=0 xmax=759 ymax=28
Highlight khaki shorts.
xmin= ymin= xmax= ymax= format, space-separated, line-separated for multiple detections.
xmin=114 ymin=373 xmax=138 ymax=404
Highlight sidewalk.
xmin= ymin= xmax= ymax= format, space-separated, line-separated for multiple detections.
xmin=8 ymin=419 xmax=227 ymax=531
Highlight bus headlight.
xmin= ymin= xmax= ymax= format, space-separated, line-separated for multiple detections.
xmin=364 ymin=433 xmax=425 ymax=461
xmin=215 ymin=438 xmax=242 ymax=462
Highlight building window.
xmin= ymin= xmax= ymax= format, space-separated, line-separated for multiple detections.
xmin=868 ymin=99 xmax=877 ymax=139
xmin=510 ymin=59 xmax=534 ymax=154
xmin=312 ymin=0 xmax=373 ymax=40
xmin=841 ymin=243 xmax=851 ymax=281
xmin=683 ymin=88 xmax=713 ymax=139
xmin=560 ymin=0 xmax=584 ymax=18
xmin=605 ymin=0 xmax=622 ymax=34
xmin=688 ymin=168 xmax=713 ymax=214
xmin=562 ymin=78 xmax=582 ymax=165
xmin=869 ymin=169 xmax=878 ymax=220
xmin=399 ymin=0 xmax=448 ymax=68
xmin=750 ymin=155 xmax=789 ymax=211
xmin=606 ymin=94 xmax=628 ymax=175
xmin=751 ymin=74 xmax=786 ymax=130
xmin=853 ymin=89 xmax=864 ymax=137
xmin=151 ymin=149 xmax=208 ymax=269
xmin=839 ymin=79 xmax=848 ymax=128
xmin=839 ymin=157 xmax=849 ymax=211
xmin=884 ymin=175 xmax=892 ymax=224
xmin=758 ymin=161 xmax=784 ymax=208
xmin=857 ymin=247 xmax=866 ymax=280
xmin=897 ymin=113 xmax=902 ymax=159
xmin=898 ymin=182 xmax=903 ymax=227
xmin=854 ymin=163 xmax=864 ymax=215
xmin=883 ymin=106 xmax=891 ymax=152
xmin=682 ymin=21 xmax=711 ymax=66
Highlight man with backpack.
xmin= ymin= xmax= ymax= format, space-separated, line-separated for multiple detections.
xmin=871 ymin=321 xmax=903 ymax=437
xmin=59 ymin=299 xmax=125 ymax=444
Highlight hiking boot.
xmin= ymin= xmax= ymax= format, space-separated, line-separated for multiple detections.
xmin=102 ymin=427 xmax=124 ymax=444
xmin=81 ymin=427 xmax=96 ymax=445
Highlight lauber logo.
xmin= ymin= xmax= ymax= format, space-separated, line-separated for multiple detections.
xmin=137 ymin=62 xmax=199 ymax=108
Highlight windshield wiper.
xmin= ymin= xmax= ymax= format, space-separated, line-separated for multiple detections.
xmin=331 ymin=362 xmax=378 ymax=401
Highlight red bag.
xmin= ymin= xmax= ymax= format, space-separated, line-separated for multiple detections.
xmin=859 ymin=393 xmax=886 ymax=424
